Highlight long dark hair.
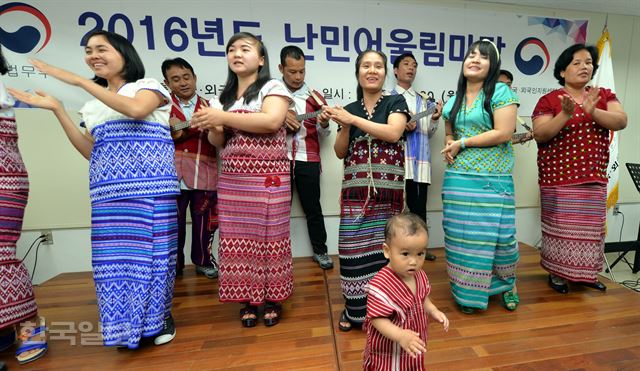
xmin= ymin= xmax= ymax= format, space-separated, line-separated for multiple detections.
xmin=86 ymin=30 xmax=145 ymax=87
xmin=219 ymin=32 xmax=271 ymax=111
xmin=448 ymin=40 xmax=501 ymax=128
xmin=355 ymin=49 xmax=387 ymax=101
xmin=0 ymin=45 xmax=8 ymax=75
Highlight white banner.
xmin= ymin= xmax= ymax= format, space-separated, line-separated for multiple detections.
xmin=1 ymin=1 xmax=588 ymax=113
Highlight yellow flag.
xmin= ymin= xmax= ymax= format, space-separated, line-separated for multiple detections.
xmin=592 ymin=28 xmax=619 ymax=210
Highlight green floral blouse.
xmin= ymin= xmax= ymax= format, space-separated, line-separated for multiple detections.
xmin=442 ymin=82 xmax=519 ymax=175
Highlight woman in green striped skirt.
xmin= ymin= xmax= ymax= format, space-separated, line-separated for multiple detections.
xmin=441 ymin=40 xmax=520 ymax=314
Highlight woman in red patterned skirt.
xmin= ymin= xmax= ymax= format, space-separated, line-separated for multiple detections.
xmin=0 ymin=47 xmax=47 ymax=365
xmin=192 ymin=32 xmax=298 ymax=327
xmin=532 ymin=44 xmax=627 ymax=293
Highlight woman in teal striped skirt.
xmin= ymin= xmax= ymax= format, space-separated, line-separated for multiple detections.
xmin=441 ymin=40 xmax=520 ymax=314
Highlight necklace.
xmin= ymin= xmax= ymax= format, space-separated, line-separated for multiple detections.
xmin=561 ymin=87 xmax=587 ymax=106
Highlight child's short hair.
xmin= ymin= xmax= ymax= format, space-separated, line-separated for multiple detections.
xmin=384 ymin=212 xmax=428 ymax=243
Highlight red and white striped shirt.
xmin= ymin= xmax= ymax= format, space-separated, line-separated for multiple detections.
xmin=363 ymin=266 xmax=431 ymax=371
xmin=285 ymin=84 xmax=330 ymax=162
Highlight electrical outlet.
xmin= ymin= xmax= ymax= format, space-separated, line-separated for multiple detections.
xmin=41 ymin=230 xmax=54 ymax=245
xmin=613 ymin=204 xmax=621 ymax=215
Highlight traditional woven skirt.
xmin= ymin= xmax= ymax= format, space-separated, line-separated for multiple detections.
xmin=91 ymin=196 xmax=177 ymax=348
xmin=442 ymin=171 xmax=518 ymax=310
xmin=339 ymin=137 xmax=404 ymax=324
xmin=540 ymin=183 xmax=606 ymax=282
xmin=0 ymin=191 xmax=37 ymax=329
xmin=217 ymin=171 xmax=293 ymax=305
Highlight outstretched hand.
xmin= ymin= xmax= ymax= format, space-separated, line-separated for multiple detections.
xmin=582 ymin=86 xmax=601 ymax=116
xmin=30 ymin=59 xmax=86 ymax=87
xmin=7 ymin=88 xmax=63 ymax=112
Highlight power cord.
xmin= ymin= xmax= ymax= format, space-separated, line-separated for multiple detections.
xmin=610 ymin=210 xmax=639 ymax=291
xmin=20 ymin=235 xmax=44 ymax=261
xmin=621 ymin=277 xmax=640 ymax=293
xmin=21 ymin=234 xmax=46 ymax=282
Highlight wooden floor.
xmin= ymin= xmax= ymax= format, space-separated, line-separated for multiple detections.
xmin=2 ymin=244 xmax=640 ymax=370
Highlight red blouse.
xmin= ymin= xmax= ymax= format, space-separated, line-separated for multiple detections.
xmin=532 ymin=87 xmax=617 ymax=187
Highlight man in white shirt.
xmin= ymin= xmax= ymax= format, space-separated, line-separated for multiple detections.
xmin=279 ymin=46 xmax=334 ymax=270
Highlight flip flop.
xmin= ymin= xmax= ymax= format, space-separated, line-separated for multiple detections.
xmin=15 ymin=317 xmax=48 ymax=365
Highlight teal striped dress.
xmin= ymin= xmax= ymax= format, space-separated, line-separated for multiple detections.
xmin=441 ymin=83 xmax=519 ymax=310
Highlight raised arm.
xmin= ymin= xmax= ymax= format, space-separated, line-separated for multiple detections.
xmin=8 ymin=88 xmax=94 ymax=159
xmin=533 ymin=95 xmax=574 ymax=144
xmin=30 ymin=59 xmax=164 ymax=120
xmin=583 ymin=87 xmax=627 ymax=131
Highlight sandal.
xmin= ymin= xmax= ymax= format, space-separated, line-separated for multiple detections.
xmin=15 ymin=317 xmax=48 ymax=365
xmin=240 ymin=304 xmax=258 ymax=328
xmin=502 ymin=291 xmax=520 ymax=311
xmin=580 ymin=280 xmax=607 ymax=291
xmin=338 ymin=310 xmax=352 ymax=332
xmin=264 ymin=302 xmax=282 ymax=327
xmin=459 ymin=305 xmax=475 ymax=315
xmin=548 ymin=274 xmax=569 ymax=294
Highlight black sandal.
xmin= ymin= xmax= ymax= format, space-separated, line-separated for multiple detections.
xmin=548 ymin=275 xmax=569 ymax=294
xmin=580 ymin=280 xmax=607 ymax=291
xmin=240 ymin=304 xmax=258 ymax=328
xmin=264 ymin=302 xmax=282 ymax=327
xmin=338 ymin=310 xmax=352 ymax=332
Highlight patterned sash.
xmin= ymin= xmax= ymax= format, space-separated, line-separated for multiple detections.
xmin=341 ymin=136 xmax=404 ymax=217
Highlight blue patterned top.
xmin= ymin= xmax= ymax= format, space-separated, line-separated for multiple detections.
xmin=442 ymin=83 xmax=519 ymax=175
xmin=79 ymin=79 xmax=179 ymax=204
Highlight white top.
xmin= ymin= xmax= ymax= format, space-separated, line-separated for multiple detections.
xmin=79 ymin=78 xmax=171 ymax=132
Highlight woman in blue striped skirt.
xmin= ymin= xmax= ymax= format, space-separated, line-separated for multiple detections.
xmin=10 ymin=31 xmax=180 ymax=347
xmin=440 ymin=40 xmax=520 ymax=314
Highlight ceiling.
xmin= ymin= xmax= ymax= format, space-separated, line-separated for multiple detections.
xmin=469 ymin=0 xmax=640 ymax=17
